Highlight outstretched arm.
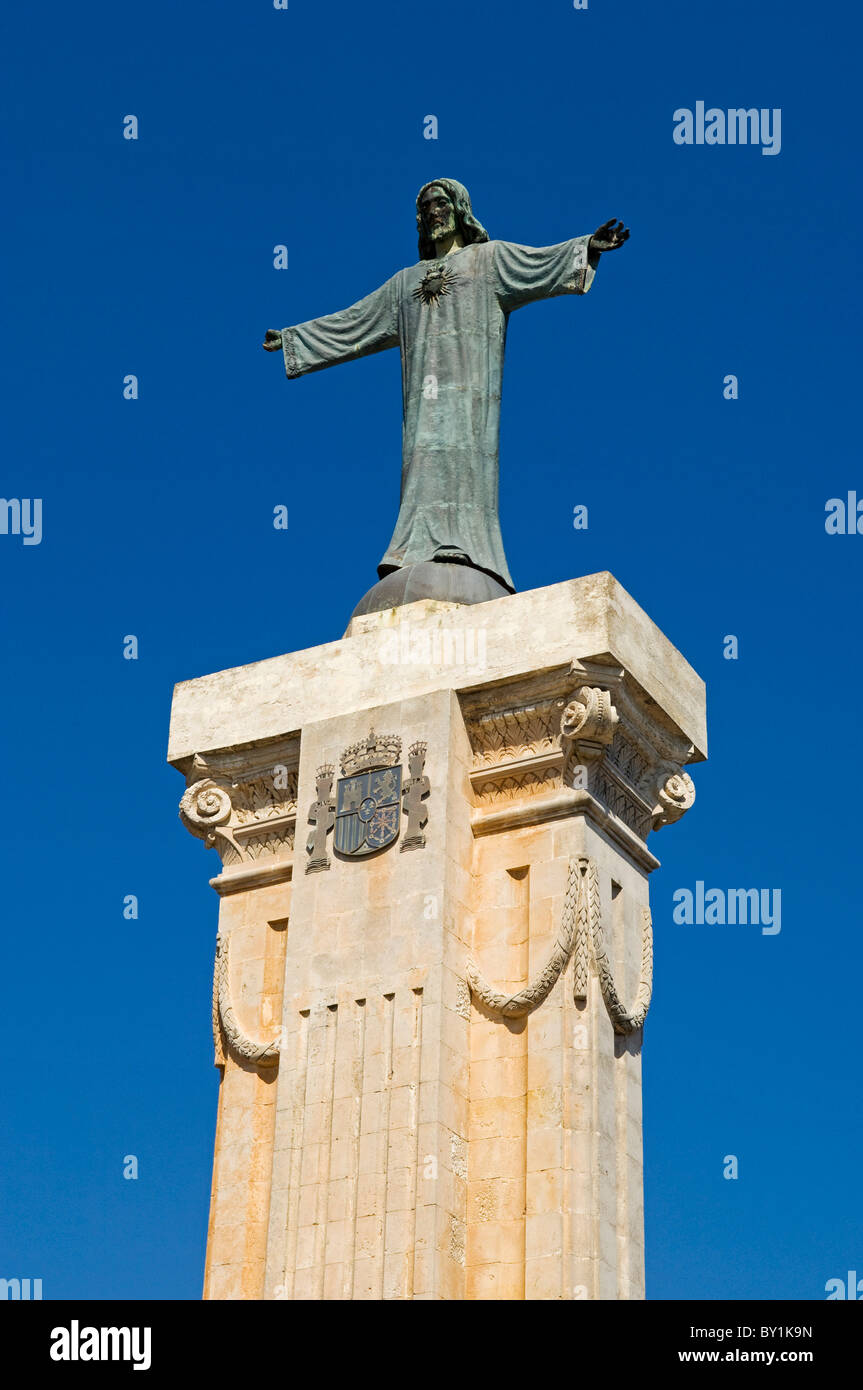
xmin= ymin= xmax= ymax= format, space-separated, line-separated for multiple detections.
xmin=493 ymin=219 xmax=630 ymax=313
xmin=262 ymin=275 xmax=399 ymax=379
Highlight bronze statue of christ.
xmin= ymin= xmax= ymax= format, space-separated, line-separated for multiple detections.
xmin=264 ymin=179 xmax=628 ymax=594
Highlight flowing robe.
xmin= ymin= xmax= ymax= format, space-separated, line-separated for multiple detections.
xmin=281 ymin=236 xmax=598 ymax=590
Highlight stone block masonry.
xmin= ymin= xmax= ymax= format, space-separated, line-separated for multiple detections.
xmin=169 ymin=572 xmax=706 ymax=1300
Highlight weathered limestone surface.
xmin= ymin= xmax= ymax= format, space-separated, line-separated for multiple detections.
xmin=168 ymin=572 xmax=706 ymax=764
xmin=170 ymin=572 xmax=706 ymax=1300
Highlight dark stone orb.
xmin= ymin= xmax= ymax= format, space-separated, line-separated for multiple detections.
xmin=350 ymin=560 xmax=512 ymax=623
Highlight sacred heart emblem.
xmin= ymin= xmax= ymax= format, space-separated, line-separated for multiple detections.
xmin=334 ymin=730 xmax=403 ymax=857
xmin=412 ymin=262 xmax=459 ymax=307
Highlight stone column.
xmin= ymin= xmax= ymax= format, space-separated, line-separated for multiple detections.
xmin=169 ymin=572 xmax=706 ymax=1300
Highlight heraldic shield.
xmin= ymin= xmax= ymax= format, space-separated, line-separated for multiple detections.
xmin=335 ymin=764 xmax=402 ymax=856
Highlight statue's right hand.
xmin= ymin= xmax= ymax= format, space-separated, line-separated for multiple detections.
xmin=262 ymin=329 xmax=283 ymax=351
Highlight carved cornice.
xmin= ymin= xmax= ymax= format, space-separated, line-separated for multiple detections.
xmin=461 ymin=665 xmax=697 ymax=856
xmin=465 ymin=696 xmax=564 ymax=769
xmin=209 ymin=860 xmax=293 ymax=897
xmin=178 ymin=739 xmax=299 ymax=882
xmin=466 ymin=693 xmax=567 ymax=809
xmin=471 ymin=787 xmax=661 ymax=874
xmin=562 ymin=681 xmax=697 ymax=838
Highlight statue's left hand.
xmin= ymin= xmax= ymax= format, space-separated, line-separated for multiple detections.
xmin=262 ymin=329 xmax=283 ymax=352
xmin=589 ymin=219 xmax=630 ymax=253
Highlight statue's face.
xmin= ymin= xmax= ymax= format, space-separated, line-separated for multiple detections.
xmin=421 ymin=185 xmax=457 ymax=242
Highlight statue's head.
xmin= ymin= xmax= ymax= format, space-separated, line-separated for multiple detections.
xmin=416 ymin=178 xmax=489 ymax=260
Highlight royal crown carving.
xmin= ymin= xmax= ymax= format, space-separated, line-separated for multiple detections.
xmin=340 ymin=728 xmax=402 ymax=777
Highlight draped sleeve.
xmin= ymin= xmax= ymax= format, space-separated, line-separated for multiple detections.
xmin=282 ymin=274 xmax=400 ymax=378
xmin=491 ymin=237 xmax=599 ymax=312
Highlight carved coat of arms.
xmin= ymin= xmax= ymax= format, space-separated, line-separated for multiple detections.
xmin=306 ymin=728 xmax=430 ymax=870
xmin=335 ymin=729 xmax=404 ymax=857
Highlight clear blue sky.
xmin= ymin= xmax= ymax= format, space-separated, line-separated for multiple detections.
xmin=2 ymin=0 xmax=860 ymax=1300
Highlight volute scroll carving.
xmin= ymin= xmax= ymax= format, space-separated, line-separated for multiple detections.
xmin=178 ymin=746 xmax=299 ymax=870
xmin=560 ymin=685 xmax=619 ymax=747
xmin=180 ymin=779 xmax=241 ymax=859
xmin=638 ymin=762 xmax=696 ymax=830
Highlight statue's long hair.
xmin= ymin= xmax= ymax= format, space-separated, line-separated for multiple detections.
xmin=416 ymin=178 xmax=489 ymax=261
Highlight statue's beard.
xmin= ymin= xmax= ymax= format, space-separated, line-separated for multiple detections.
xmin=428 ymin=212 xmax=457 ymax=242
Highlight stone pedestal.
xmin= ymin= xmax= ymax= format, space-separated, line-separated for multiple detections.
xmin=168 ymin=572 xmax=706 ymax=1301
